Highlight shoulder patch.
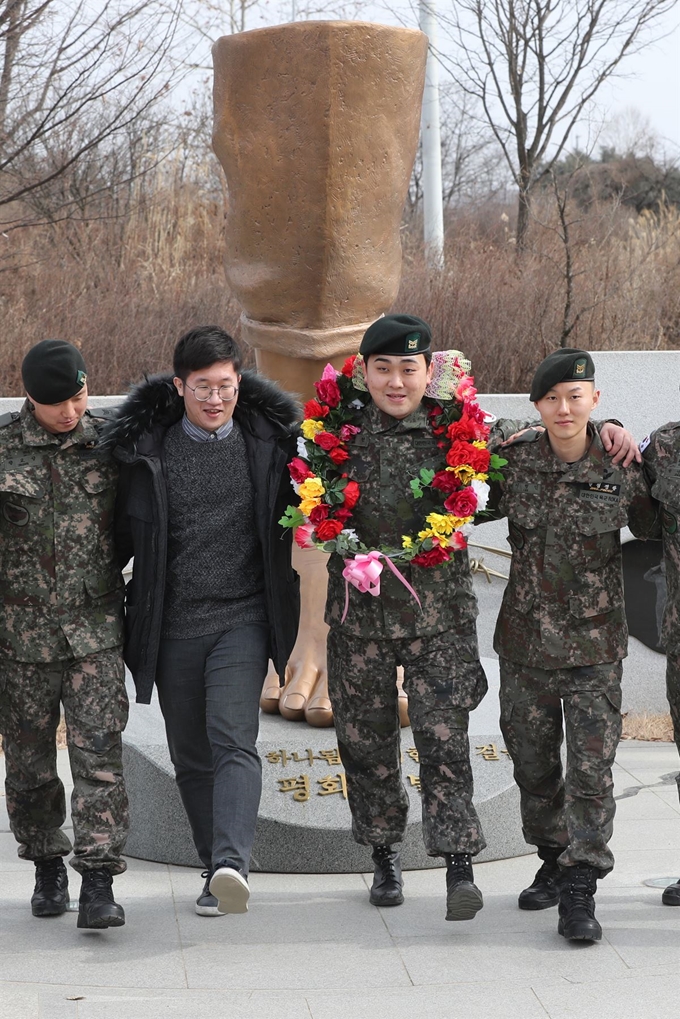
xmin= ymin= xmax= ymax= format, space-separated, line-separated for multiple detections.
xmin=0 ymin=411 xmax=20 ymax=428
xmin=87 ymin=406 xmax=120 ymax=420
xmin=639 ymin=434 xmax=651 ymax=454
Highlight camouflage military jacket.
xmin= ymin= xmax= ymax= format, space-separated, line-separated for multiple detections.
xmin=642 ymin=422 xmax=680 ymax=652
xmin=324 ymin=400 xmax=478 ymax=643
xmin=0 ymin=403 xmax=124 ymax=662
xmin=489 ymin=427 xmax=659 ymax=668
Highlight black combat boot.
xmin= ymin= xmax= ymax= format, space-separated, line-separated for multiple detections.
xmin=77 ymin=868 xmax=125 ymax=929
xmin=31 ymin=857 xmax=69 ymax=917
xmin=518 ymin=847 xmax=563 ymax=911
xmin=369 ymin=845 xmax=404 ymax=906
xmin=557 ymin=865 xmax=601 ymax=942
xmin=662 ymin=879 xmax=680 ymax=906
xmin=445 ymin=853 xmax=484 ymax=921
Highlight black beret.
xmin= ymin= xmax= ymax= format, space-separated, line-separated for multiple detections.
xmin=22 ymin=340 xmax=88 ymax=405
xmin=530 ymin=348 xmax=595 ymax=402
xmin=359 ymin=314 xmax=432 ymax=358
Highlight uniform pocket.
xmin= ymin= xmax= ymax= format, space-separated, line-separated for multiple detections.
xmin=568 ymin=589 xmax=620 ymax=620
xmin=80 ymin=466 xmax=116 ymax=495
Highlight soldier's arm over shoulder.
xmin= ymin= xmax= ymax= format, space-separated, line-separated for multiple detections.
xmin=479 ymin=443 xmax=519 ymax=523
xmin=627 ymin=457 xmax=661 ymax=540
xmin=488 ymin=417 xmax=542 ymax=447
xmin=0 ymin=412 xmax=22 ymax=458
xmin=640 ymin=423 xmax=680 ymax=482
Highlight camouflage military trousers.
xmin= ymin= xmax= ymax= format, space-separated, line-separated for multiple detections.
xmin=499 ymin=658 xmax=623 ymax=877
xmin=0 ymin=648 xmax=129 ymax=874
xmin=327 ymin=629 xmax=488 ymax=856
xmin=666 ymin=651 xmax=680 ymax=800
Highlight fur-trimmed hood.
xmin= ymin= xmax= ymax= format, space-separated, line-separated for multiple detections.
xmin=103 ymin=369 xmax=300 ymax=454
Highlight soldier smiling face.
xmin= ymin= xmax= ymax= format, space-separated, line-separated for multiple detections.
xmin=364 ymin=353 xmax=434 ymax=420
xmin=534 ymin=381 xmax=600 ymax=458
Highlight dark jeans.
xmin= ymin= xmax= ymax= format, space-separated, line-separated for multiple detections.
xmin=156 ymin=623 xmax=269 ymax=875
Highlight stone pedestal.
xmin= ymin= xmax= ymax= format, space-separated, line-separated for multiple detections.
xmin=122 ymin=657 xmax=529 ymax=873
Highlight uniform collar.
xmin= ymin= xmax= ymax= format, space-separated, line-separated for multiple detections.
xmin=532 ymin=424 xmax=608 ymax=476
xmin=363 ymin=399 xmax=430 ymax=435
xmin=20 ymin=401 xmax=99 ymax=449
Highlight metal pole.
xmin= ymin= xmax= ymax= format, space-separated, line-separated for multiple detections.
xmin=419 ymin=0 xmax=445 ymax=270
xmin=291 ymin=0 xmax=296 ymax=20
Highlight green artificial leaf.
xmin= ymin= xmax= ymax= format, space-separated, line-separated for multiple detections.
xmin=489 ymin=454 xmax=508 ymax=469
xmin=419 ymin=468 xmax=436 ymax=486
xmin=279 ymin=506 xmax=304 ymax=529
xmin=326 ymin=488 xmax=346 ymax=506
xmin=410 ymin=478 xmax=424 ymax=499
xmin=488 ymin=471 xmax=505 ymax=482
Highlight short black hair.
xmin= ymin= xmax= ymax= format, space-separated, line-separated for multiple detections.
xmin=173 ymin=326 xmax=242 ymax=381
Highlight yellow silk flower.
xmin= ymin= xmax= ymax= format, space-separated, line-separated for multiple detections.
xmin=301 ymin=419 xmax=324 ymax=440
xmin=298 ymin=477 xmax=325 ymax=501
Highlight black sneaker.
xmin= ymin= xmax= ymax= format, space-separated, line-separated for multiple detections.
xmin=557 ymin=865 xmax=601 ymax=942
xmin=31 ymin=857 xmax=69 ymax=917
xmin=445 ymin=853 xmax=484 ymax=921
xmin=209 ymin=865 xmax=250 ymax=914
xmin=77 ymin=869 xmax=125 ymax=929
xmin=518 ymin=848 xmax=563 ymax=911
xmin=369 ymin=845 xmax=404 ymax=906
xmin=662 ymin=879 xmax=680 ymax=906
xmin=196 ymin=870 xmax=226 ymax=917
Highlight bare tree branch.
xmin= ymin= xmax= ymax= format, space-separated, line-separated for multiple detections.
xmin=438 ymin=0 xmax=676 ymax=247
xmin=0 ymin=0 xmax=187 ymax=226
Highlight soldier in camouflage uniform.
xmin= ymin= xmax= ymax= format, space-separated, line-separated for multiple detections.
xmin=325 ymin=315 xmax=489 ymax=922
xmin=641 ymin=424 xmax=680 ymax=906
xmin=0 ymin=341 xmax=128 ymax=929
xmin=489 ymin=348 xmax=659 ymax=942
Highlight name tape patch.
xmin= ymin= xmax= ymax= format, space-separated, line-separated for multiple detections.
xmin=578 ymin=481 xmax=621 ymax=505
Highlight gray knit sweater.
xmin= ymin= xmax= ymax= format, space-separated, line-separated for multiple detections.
xmin=160 ymin=420 xmax=267 ymax=639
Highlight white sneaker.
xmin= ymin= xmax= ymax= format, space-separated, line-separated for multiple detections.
xmin=209 ymin=866 xmax=250 ymax=914
xmin=195 ymin=871 xmax=226 ymax=917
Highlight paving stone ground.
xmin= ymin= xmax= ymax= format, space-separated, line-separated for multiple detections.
xmin=1 ymin=742 xmax=679 ymax=1019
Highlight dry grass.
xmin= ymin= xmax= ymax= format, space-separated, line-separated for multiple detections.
xmin=621 ymin=713 xmax=675 ymax=742
xmin=1 ymin=182 xmax=679 ymax=395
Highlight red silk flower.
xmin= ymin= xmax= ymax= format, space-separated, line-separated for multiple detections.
xmin=411 ymin=544 xmax=451 ymax=567
xmin=446 ymin=440 xmax=490 ymax=474
xmin=314 ymin=431 xmax=341 ymax=451
xmin=329 ymin=447 xmax=350 ymax=465
xmin=342 ymin=479 xmax=360 ymax=509
xmin=444 ymin=487 xmax=478 ymax=517
xmin=315 ymin=378 xmax=341 ymax=408
xmin=447 ymin=412 xmax=486 ymax=443
xmin=304 ymin=398 xmax=329 ymax=419
xmin=309 ymin=503 xmax=330 ymax=523
xmin=315 ymin=518 xmax=344 ymax=541
xmin=289 ymin=457 xmax=314 ymax=484
xmin=431 ymin=470 xmax=461 ymax=495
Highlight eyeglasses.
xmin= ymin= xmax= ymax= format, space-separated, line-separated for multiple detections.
xmin=184 ymin=383 xmax=239 ymax=402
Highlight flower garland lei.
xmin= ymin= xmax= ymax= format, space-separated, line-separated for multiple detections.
xmin=279 ymin=354 xmax=506 ymax=567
